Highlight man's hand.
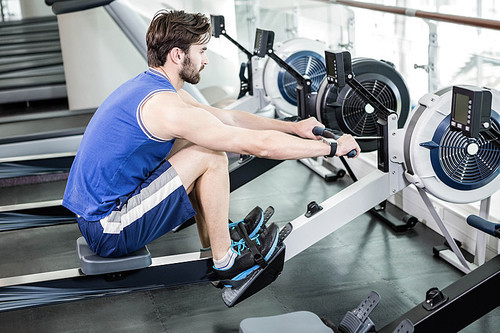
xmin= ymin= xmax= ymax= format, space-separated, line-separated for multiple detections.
xmin=336 ymin=134 xmax=361 ymax=158
xmin=294 ymin=117 xmax=325 ymax=140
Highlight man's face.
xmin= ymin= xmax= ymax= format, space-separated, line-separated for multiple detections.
xmin=179 ymin=44 xmax=208 ymax=84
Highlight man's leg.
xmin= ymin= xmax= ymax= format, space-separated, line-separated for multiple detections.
xmin=168 ymin=142 xmax=280 ymax=282
xmin=168 ymin=139 xmax=211 ymax=249
xmin=189 ymin=188 xmax=210 ymax=249
xmin=168 ymin=144 xmax=230 ymax=261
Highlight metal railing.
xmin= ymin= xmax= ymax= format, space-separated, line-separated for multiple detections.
xmin=330 ymin=0 xmax=500 ymax=31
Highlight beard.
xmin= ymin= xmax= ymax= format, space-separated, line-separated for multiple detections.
xmin=179 ymin=55 xmax=203 ymax=84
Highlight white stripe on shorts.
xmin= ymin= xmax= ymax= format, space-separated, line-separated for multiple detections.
xmin=100 ymin=167 xmax=183 ymax=234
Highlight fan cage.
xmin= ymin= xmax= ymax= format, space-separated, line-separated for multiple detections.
xmin=341 ymin=80 xmax=397 ymax=136
xmin=277 ymin=51 xmax=326 ymax=106
xmin=431 ymin=114 xmax=500 ymax=190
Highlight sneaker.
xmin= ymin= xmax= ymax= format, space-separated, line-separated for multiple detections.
xmin=214 ymin=223 xmax=280 ymax=281
xmin=229 ymin=206 xmax=265 ymax=241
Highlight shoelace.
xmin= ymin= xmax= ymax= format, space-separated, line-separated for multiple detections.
xmin=231 ymin=235 xmax=261 ymax=256
xmin=228 ymin=219 xmax=244 ymax=229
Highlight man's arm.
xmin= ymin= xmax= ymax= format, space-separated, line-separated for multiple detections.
xmin=176 ymin=89 xmax=319 ymax=140
xmin=142 ymin=91 xmax=360 ymax=159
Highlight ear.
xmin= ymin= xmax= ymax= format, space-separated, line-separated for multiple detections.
xmin=169 ymin=47 xmax=184 ymax=65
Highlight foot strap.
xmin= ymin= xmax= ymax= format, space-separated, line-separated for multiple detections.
xmin=236 ymin=223 xmax=266 ymax=268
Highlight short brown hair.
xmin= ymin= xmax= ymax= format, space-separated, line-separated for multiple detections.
xmin=146 ymin=10 xmax=211 ymax=67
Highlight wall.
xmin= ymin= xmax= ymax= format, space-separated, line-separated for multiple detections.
xmin=19 ymin=0 xmax=53 ymax=18
xmin=57 ymin=6 xmax=146 ymax=110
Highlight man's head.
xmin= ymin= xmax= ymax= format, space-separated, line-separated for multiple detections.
xmin=146 ymin=10 xmax=211 ymax=70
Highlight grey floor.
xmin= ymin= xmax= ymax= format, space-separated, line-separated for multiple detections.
xmin=1 ymin=159 xmax=499 ymax=332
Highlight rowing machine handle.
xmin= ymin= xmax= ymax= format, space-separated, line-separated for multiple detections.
xmin=313 ymin=126 xmax=357 ymax=158
xmin=467 ymin=215 xmax=500 ymax=238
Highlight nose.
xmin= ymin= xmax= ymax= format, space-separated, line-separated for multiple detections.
xmin=202 ymin=54 xmax=208 ymax=66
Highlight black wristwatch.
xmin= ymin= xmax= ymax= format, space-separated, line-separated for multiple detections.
xmin=322 ymin=138 xmax=337 ymax=157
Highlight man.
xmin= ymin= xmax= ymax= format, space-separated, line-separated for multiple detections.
xmin=63 ymin=10 xmax=360 ymax=283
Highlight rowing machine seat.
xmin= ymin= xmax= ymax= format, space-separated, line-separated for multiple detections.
xmin=239 ymin=311 xmax=332 ymax=333
xmin=76 ymin=237 xmax=152 ymax=275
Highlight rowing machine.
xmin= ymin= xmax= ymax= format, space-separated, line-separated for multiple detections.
xmin=1 ymin=53 xmax=498 ymax=313
xmin=237 ymin=60 xmax=500 ymax=332
xmin=284 ymin=53 xmax=499 ymax=265
xmin=210 ymin=14 xmax=270 ymax=114
xmin=252 ymin=28 xmax=349 ymax=182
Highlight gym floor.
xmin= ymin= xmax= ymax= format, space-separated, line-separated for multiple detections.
xmin=1 ymin=158 xmax=499 ymax=332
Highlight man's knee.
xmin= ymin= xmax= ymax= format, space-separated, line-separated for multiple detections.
xmin=170 ymin=144 xmax=228 ymax=170
xmin=199 ymin=146 xmax=228 ymax=170
xmin=208 ymin=148 xmax=228 ymax=162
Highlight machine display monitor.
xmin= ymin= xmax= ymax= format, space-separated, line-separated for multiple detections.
xmin=210 ymin=15 xmax=225 ymax=37
xmin=324 ymin=51 xmax=351 ymax=88
xmin=253 ymin=29 xmax=274 ymax=58
xmin=450 ymin=86 xmax=492 ymax=138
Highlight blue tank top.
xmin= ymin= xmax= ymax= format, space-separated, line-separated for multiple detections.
xmin=63 ymin=68 xmax=176 ymax=220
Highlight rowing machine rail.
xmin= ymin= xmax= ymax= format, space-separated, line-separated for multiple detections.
xmin=284 ymin=113 xmax=407 ymax=261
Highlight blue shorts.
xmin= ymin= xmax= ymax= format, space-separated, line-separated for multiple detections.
xmin=77 ymin=160 xmax=196 ymax=257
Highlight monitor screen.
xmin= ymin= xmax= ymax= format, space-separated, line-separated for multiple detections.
xmin=453 ymin=93 xmax=469 ymax=124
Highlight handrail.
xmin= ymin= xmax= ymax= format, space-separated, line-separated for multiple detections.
xmin=330 ymin=0 xmax=500 ymax=31
xmin=49 ymin=0 xmax=114 ymax=15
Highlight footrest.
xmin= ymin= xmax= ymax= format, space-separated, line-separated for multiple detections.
xmin=391 ymin=319 xmax=414 ymax=333
xmin=222 ymin=243 xmax=286 ymax=307
xmin=338 ymin=291 xmax=381 ymax=333
xmin=76 ymin=237 xmax=152 ymax=275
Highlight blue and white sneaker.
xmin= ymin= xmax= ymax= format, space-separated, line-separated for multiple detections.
xmin=214 ymin=222 xmax=280 ymax=282
xmin=229 ymin=206 xmax=265 ymax=241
